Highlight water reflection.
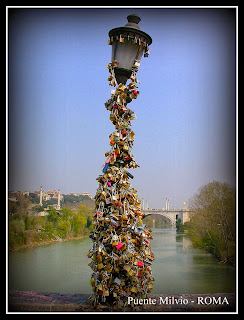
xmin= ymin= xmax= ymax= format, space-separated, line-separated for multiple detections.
xmin=9 ymin=229 xmax=235 ymax=294
xmin=151 ymin=229 xmax=235 ymax=294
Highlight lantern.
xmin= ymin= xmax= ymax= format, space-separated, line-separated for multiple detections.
xmin=108 ymin=14 xmax=152 ymax=84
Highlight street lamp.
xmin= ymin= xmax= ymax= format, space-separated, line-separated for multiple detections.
xmin=88 ymin=14 xmax=154 ymax=309
xmin=108 ymin=14 xmax=152 ymax=84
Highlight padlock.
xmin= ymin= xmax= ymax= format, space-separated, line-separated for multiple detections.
xmin=111 ymin=192 xmax=117 ymax=201
xmin=114 ymin=277 xmax=121 ymax=285
xmin=126 ymin=171 xmax=134 ymax=179
xmin=115 ymin=242 xmax=123 ymax=250
xmin=111 ymin=219 xmax=119 ymax=228
xmin=123 ymin=264 xmax=131 ymax=272
xmin=110 ymin=113 xmax=117 ymax=122
xmin=137 ymin=261 xmax=144 ymax=267
xmin=119 ymin=34 xmax=125 ymax=43
xmin=102 ymin=162 xmax=109 ymax=173
xmin=123 ymin=144 xmax=129 ymax=152
xmin=130 ymin=286 xmax=138 ymax=293
xmin=97 ymin=283 xmax=103 ymax=290
xmin=97 ymin=263 xmax=104 ymax=270
xmin=107 ymin=36 xmax=113 ymax=45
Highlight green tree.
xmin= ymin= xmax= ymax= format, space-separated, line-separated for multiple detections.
xmin=188 ymin=181 xmax=236 ymax=265
xmin=9 ymin=200 xmax=17 ymax=214
xmin=60 ymin=208 xmax=73 ymax=221
xmin=16 ymin=195 xmax=31 ymax=217
xmin=71 ymin=212 xmax=87 ymax=236
xmin=43 ymin=220 xmax=55 ymax=234
xmin=9 ymin=220 xmax=26 ymax=249
xmin=9 ymin=219 xmax=25 ymax=233
xmin=78 ymin=205 xmax=93 ymax=217
xmin=24 ymin=214 xmax=32 ymax=230
xmin=47 ymin=208 xmax=59 ymax=225
xmin=58 ymin=220 xmax=71 ymax=238
xmin=32 ymin=205 xmax=44 ymax=212
xmin=87 ymin=216 xmax=92 ymax=229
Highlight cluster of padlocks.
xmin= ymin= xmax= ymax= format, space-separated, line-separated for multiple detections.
xmin=87 ymin=59 xmax=154 ymax=308
xmin=107 ymin=34 xmax=150 ymax=57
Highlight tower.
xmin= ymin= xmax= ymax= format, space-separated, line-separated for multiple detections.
xmin=165 ymin=198 xmax=169 ymax=210
xmin=142 ymin=198 xmax=145 ymax=210
xmin=39 ymin=185 xmax=43 ymax=206
xmin=145 ymin=199 xmax=148 ymax=210
xmin=57 ymin=189 xmax=61 ymax=210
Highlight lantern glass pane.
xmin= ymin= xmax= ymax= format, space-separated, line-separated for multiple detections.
xmin=111 ymin=42 xmax=144 ymax=71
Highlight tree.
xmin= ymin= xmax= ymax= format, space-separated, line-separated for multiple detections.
xmin=188 ymin=181 xmax=236 ymax=265
xmin=16 ymin=195 xmax=31 ymax=217
xmin=9 ymin=220 xmax=26 ymax=249
xmin=78 ymin=205 xmax=93 ymax=217
xmin=9 ymin=219 xmax=25 ymax=233
xmin=47 ymin=208 xmax=59 ymax=225
xmin=71 ymin=212 xmax=87 ymax=236
xmin=57 ymin=220 xmax=71 ymax=238
xmin=60 ymin=208 xmax=73 ymax=221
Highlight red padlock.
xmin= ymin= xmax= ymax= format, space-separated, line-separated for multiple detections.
xmin=121 ymin=129 xmax=127 ymax=135
xmin=115 ymin=242 xmax=123 ymax=250
xmin=132 ymin=90 xmax=139 ymax=97
xmin=116 ymin=200 xmax=123 ymax=207
xmin=137 ymin=261 xmax=144 ymax=267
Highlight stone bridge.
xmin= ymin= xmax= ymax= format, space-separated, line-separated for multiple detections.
xmin=142 ymin=209 xmax=193 ymax=227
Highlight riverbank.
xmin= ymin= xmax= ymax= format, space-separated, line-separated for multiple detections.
xmin=8 ymin=291 xmax=236 ymax=313
xmin=9 ymin=232 xmax=89 ymax=252
xmin=9 ymin=205 xmax=93 ymax=251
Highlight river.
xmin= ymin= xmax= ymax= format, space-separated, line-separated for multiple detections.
xmin=9 ymin=228 xmax=235 ymax=294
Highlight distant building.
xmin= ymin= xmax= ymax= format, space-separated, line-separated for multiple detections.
xmin=36 ymin=187 xmax=63 ymax=210
xmin=36 ymin=211 xmax=49 ymax=217
xmin=43 ymin=193 xmax=51 ymax=201
xmin=68 ymin=192 xmax=80 ymax=197
xmin=47 ymin=190 xmax=64 ymax=201
xmin=81 ymin=192 xmax=93 ymax=199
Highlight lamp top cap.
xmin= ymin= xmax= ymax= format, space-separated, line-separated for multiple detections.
xmin=125 ymin=14 xmax=141 ymax=29
xmin=108 ymin=14 xmax=152 ymax=45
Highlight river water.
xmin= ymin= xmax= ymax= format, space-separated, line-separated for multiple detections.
xmin=9 ymin=228 xmax=235 ymax=294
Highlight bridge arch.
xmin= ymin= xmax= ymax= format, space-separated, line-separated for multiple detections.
xmin=143 ymin=212 xmax=176 ymax=226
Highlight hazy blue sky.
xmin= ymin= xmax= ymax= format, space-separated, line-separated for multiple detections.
xmin=8 ymin=7 xmax=236 ymax=208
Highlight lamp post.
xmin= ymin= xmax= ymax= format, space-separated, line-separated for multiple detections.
xmin=88 ymin=14 xmax=154 ymax=309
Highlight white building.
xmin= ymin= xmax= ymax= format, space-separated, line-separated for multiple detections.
xmin=81 ymin=192 xmax=93 ymax=199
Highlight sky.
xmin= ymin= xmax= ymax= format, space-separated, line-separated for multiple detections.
xmin=8 ymin=7 xmax=236 ymax=209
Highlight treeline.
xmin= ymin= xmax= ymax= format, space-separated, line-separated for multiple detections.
xmin=9 ymin=205 xmax=93 ymax=250
xmin=182 ymin=181 xmax=236 ymax=266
